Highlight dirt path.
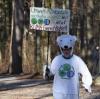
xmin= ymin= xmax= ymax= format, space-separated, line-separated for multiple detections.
xmin=0 ymin=75 xmax=100 ymax=99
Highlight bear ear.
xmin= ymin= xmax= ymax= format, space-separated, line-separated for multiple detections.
xmin=72 ymin=35 xmax=77 ymax=42
xmin=70 ymin=35 xmax=77 ymax=46
xmin=56 ymin=36 xmax=61 ymax=46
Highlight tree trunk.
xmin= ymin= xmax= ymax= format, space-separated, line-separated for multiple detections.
xmin=11 ymin=0 xmax=24 ymax=74
xmin=69 ymin=0 xmax=78 ymax=35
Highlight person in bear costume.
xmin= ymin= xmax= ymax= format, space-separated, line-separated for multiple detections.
xmin=50 ymin=34 xmax=92 ymax=99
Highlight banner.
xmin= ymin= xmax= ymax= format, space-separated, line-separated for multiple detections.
xmin=30 ymin=7 xmax=70 ymax=33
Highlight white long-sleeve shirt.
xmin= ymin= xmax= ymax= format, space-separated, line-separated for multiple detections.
xmin=50 ymin=54 xmax=92 ymax=94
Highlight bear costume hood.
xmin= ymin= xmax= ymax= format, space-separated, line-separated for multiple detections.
xmin=56 ymin=34 xmax=77 ymax=59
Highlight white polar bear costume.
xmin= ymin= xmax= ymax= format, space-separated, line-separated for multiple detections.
xmin=50 ymin=34 xmax=92 ymax=99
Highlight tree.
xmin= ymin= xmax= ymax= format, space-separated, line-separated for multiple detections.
xmin=0 ymin=0 xmax=99 ymax=76
xmin=10 ymin=0 xmax=25 ymax=74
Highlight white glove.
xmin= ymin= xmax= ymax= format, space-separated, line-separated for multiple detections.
xmin=83 ymin=84 xmax=92 ymax=93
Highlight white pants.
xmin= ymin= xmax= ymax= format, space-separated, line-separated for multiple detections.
xmin=53 ymin=92 xmax=79 ymax=99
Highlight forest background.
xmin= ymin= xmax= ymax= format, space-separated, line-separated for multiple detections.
xmin=0 ymin=0 xmax=99 ymax=80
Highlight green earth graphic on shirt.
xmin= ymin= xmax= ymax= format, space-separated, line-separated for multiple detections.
xmin=58 ymin=63 xmax=75 ymax=79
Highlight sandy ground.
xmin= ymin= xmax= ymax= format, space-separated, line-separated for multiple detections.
xmin=0 ymin=75 xmax=100 ymax=99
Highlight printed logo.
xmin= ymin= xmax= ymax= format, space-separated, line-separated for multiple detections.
xmin=58 ymin=63 xmax=75 ymax=79
xmin=31 ymin=18 xmax=50 ymax=25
